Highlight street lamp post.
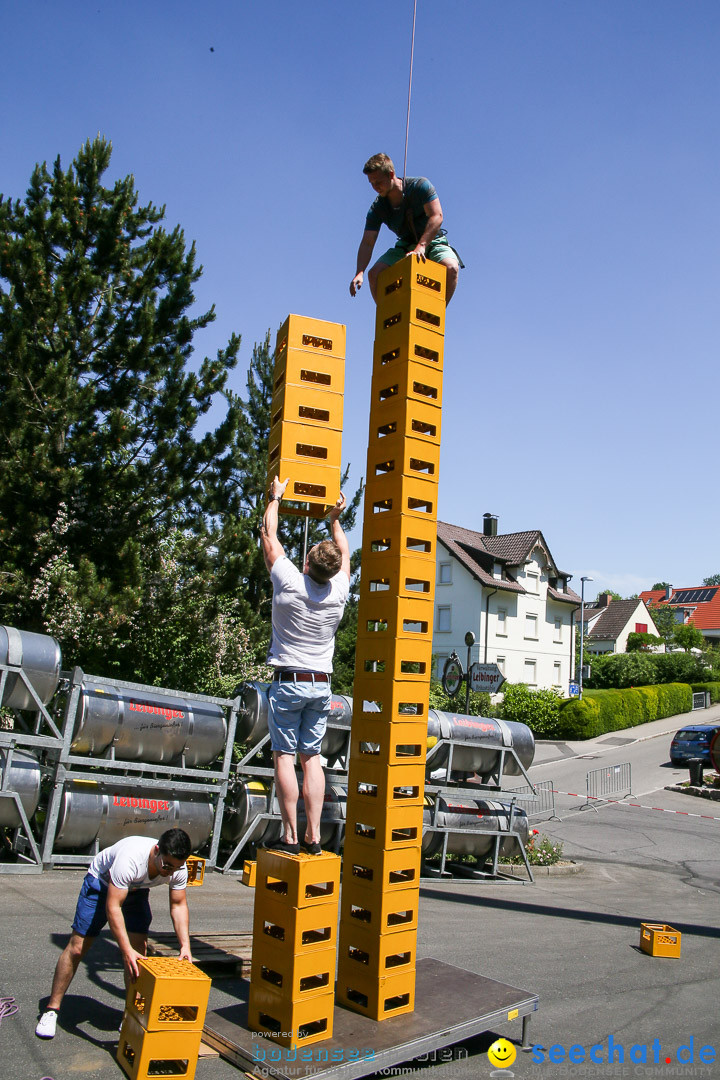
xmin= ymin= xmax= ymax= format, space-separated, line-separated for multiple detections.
xmin=579 ymin=575 xmax=593 ymax=699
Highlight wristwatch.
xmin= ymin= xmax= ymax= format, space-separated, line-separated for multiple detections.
xmin=268 ymin=493 xmax=281 ymax=502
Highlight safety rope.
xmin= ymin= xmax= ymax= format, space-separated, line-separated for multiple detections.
xmin=402 ymin=0 xmax=418 ymax=183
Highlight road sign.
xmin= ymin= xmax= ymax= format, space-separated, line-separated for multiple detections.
xmin=442 ymin=654 xmax=464 ymax=698
xmin=469 ymin=662 xmax=505 ymax=694
xmin=568 ymin=682 xmax=580 ymax=698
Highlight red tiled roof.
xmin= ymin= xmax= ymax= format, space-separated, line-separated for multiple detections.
xmin=639 ymin=585 xmax=720 ymax=631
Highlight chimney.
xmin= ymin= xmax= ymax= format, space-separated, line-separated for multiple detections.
xmin=665 ymin=585 xmax=672 ymax=601
xmin=599 ymin=592 xmax=613 ymax=607
xmin=483 ymin=513 xmax=498 ymax=537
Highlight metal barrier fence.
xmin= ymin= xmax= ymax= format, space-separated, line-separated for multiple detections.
xmin=583 ymin=761 xmax=633 ymax=812
xmin=507 ymin=780 xmax=560 ymax=823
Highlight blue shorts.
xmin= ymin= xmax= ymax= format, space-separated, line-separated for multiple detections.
xmin=267 ymin=679 xmax=331 ymax=756
xmin=71 ymin=873 xmax=152 ymax=938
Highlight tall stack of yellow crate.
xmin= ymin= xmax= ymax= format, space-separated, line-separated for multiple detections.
xmin=337 ymin=255 xmax=446 ymax=1021
xmin=267 ymin=315 xmax=345 ymax=517
xmin=117 ymin=957 xmax=211 ymax=1080
xmin=249 ymin=848 xmax=341 ymax=1048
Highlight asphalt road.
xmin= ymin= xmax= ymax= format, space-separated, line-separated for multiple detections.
xmin=1 ymin=707 xmax=719 ymax=1080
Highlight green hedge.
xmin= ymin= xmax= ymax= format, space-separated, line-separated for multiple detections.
xmin=556 ymin=682 xmax=692 ymax=739
xmin=690 ymin=681 xmax=720 ymax=704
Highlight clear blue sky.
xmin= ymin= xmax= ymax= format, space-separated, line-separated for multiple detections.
xmin=3 ymin=1 xmax=719 ymax=600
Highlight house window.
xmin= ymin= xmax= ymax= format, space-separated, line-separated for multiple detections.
xmin=493 ymin=562 xmax=502 ymax=580
xmin=554 ymin=617 xmax=563 ymax=643
xmin=437 ymin=606 xmax=451 ymax=632
xmin=496 ymin=656 xmax=506 ymax=675
xmin=525 ymin=613 xmax=538 ymax=639
xmin=438 ymin=561 xmax=452 ymax=585
xmin=553 ymin=661 xmax=562 ymax=689
xmin=635 ymin=623 xmax=647 ymax=634
xmin=497 ymin=608 xmax=507 ymax=637
xmin=526 ymin=571 xmax=539 ymax=594
xmin=524 ymin=659 xmax=537 ymax=687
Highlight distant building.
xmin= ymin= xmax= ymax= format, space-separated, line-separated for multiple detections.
xmin=581 ymin=593 xmax=663 ymax=654
xmin=639 ymin=584 xmax=720 ymax=644
xmin=433 ymin=514 xmax=580 ymax=694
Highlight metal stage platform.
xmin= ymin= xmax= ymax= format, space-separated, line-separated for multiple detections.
xmin=202 ymin=958 xmax=538 ymax=1079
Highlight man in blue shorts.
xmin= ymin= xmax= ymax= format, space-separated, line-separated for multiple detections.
xmin=349 ymin=152 xmax=462 ymax=304
xmin=261 ymin=477 xmax=350 ymax=856
xmin=35 ymin=828 xmax=193 ymax=1039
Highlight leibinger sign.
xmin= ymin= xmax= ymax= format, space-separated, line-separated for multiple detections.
xmin=531 ymin=1036 xmax=716 ymax=1069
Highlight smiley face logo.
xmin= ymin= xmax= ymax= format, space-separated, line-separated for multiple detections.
xmin=487 ymin=1038 xmax=517 ymax=1069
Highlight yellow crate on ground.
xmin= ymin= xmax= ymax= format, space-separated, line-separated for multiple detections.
xmin=125 ymin=957 xmax=211 ymax=1031
xmin=640 ymin=923 xmax=682 ymax=958
xmin=117 ymin=1010 xmax=202 ymax=1080
xmin=242 ymin=860 xmax=257 ymax=887
xmin=185 ymin=856 xmax=205 ymax=886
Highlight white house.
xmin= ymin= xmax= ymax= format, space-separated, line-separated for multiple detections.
xmin=582 ymin=594 xmax=663 ymax=654
xmin=433 ymin=514 xmax=581 ymax=694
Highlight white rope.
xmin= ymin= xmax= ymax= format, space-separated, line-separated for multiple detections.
xmin=402 ymin=0 xmax=418 ymax=182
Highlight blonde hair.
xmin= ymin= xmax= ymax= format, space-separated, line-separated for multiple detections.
xmin=307 ymin=540 xmax=342 ymax=583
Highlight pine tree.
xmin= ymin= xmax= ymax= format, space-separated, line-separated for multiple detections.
xmin=0 ymin=137 xmax=244 ymax=663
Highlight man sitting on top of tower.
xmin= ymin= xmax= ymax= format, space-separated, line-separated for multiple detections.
xmin=349 ymin=152 xmax=462 ymax=305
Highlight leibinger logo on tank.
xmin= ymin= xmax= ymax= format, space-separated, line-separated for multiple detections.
xmin=531 ymin=1035 xmax=717 ymax=1071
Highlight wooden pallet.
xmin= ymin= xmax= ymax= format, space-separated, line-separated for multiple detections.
xmin=147 ymin=931 xmax=253 ymax=977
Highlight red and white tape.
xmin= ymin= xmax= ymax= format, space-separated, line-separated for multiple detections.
xmin=552 ymin=789 xmax=720 ymax=822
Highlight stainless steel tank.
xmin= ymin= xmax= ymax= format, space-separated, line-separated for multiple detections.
xmin=54 ymin=783 xmax=214 ymax=850
xmin=426 ymin=710 xmax=535 ymax=779
xmin=0 ymin=626 xmax=61 ymax=710
xmin=422 ymin=793 xmax=529 ymax=860
xmin=223 ymin=778 xmax=347 ymax=850
xmin=0 ymin=748 xmax=42 ymax=827
xmin=71 ymin=682 xmax=227 ymax=766
xmin=236 ymin=681 xmax=352 ymax=759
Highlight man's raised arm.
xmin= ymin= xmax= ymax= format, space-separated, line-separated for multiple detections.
xmin=261 ymin=476 xmax=289 ymax=571
xmin=328 ymin=493 xmax=350 ymax=580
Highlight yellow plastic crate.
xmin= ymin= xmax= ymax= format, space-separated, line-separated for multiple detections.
xmin=367 ymin=432 xmax=442 ymax=484
xmin=340 ymin=881 xmax=420 ymax=936
xmin=373 ymin=321 xmax=444 ymax=374
xmin=242 ymin=860 xmax=257 ymax=887
xmin=270 ymin=382 xmax=344 ymax=432
xmin=348 ymin=758 xmax=427 ymax=808
xmin=362 ymin=512 xmax=437 ymax=565
xmin=342 ymin=838 xmax=422 ymax=894
xmin=338 ymin=923 xmax=417 ymax=981
xmin=251 ymin=942 xmax=336 ymax=1001
xmin=125 ymin=957 xmax=211 ymax=1032
xmin=355 ymin=634 xmax=433 ymax=683
xmin=275 ymin=314 xmax=346 ymax=359
xmin=253 ymin=892 xmax=338 ymax=955
xmin=335 ymin=962 xmax=416 ymax=1021
xmin=640 ymin=923 xmax=682 ymax=958
xmin=185 ymin=856 xmax=205 ymax=887
xmin=371 ymin=394 xmax=442 ymax=446
xmin=256 ymin=848 xmax=341 ymax=909
xmin=248 ymin=986 xmax=334 ymax=1048
xmin=117 ymin=1010 xmax=202 ymax=1080
xmin=344 ymin=796 xmax=423 ymax=851
xmin=376 ymin=255 xmax=447 ymax=303
xmin=364 ymin=471 xmax=439 ymax=523
xmin=348 ymin=716 xmax=428 ymax=767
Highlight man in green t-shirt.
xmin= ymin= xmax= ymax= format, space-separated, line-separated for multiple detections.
xmin=350 ymin=152 xmax=461 ymax=304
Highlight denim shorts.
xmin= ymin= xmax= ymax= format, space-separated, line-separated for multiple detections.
xmin=71 ymin=873 xmax=152 ymax=938
xmin=267 ymin=679 xmax=331 ymax=756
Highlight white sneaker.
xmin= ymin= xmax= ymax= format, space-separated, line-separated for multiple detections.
xmin=35 ymin=1009 xmax=58 ymax=1039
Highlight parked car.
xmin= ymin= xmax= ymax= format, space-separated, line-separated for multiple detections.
xmin=669 ymin=724 xmax=720 ymax=767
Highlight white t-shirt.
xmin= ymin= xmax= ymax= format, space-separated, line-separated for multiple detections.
xmin=268 ymin=557 xmax=350 ymax=672
xmin=88 ymin=836 xmax=188 ymax=891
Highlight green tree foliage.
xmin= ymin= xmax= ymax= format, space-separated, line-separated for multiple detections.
xmin=626 ymin=631 xmax=664 ymax=652
xmin=702 ymin=573 xmax=720 ymax=586
xmin=499 ymin=683 xmax=561 ymax=738
xmin=652 ymin=581 xmax=671 ymax=591
xmin=647 ymin=604 xmax=679 ymax=641
xmin=427 ymin=679 xmax=492 ymax=716
xmin=595 ymin=590 xmax=622 ymax=602
xmin=672 ymin=621 xmax=705 ymax=652
xmin=0 ymin=139 xmax=243 ymax=639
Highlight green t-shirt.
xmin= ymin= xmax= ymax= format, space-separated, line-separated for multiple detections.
xmin=365 ymin=177 xmax=444 ymax=245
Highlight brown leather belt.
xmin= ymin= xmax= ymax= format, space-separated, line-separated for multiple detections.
xmin=273 ymin=670 xmax=329 ymax=684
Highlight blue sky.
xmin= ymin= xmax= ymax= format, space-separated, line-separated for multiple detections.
xmin=3 ymin=1 xmax=719 ymax=600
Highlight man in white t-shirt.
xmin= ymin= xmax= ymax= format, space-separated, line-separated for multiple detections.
xmin=261 ymin=476 xmax=351 ymax=856
xmin=35 ymin=828 xmax=193 ymax=1039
